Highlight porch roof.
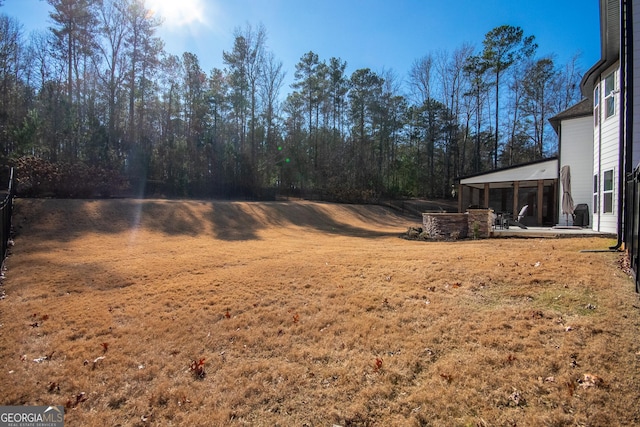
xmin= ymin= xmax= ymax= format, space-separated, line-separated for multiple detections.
xmin=459 ymin=158 xmax=558 ymax=189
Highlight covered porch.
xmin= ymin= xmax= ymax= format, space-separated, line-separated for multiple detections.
xmin=456 ymin=158 xmax=559 ymax=227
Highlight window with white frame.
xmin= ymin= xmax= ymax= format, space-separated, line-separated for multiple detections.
xmin=593 ymin=174 xmax=598 ymax=214
xmin=604 ymin=72 xmax=616 ymax=118
xmin=603 ymin=169 xmax=614 ymax=213
xmin=594 ymin=85 xmax=600 ymax=127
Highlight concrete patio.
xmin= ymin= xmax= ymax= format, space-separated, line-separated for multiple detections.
xmin=491 ymin=226 xmax=617 ymax=239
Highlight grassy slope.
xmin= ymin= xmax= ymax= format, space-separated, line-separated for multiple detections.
xmin=1 ymin=199 xmax=639 ymax=426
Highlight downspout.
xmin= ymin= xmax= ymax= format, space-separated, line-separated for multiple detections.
xmin=557 ymin=125 xmax=562 ymax=226
xmin=611 ymin=0 xmax=629 ymax=250
xmin=597 ymin=78 xmax=602 ymax=232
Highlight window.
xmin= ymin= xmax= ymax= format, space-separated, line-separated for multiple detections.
xmin=603 ymin=169 xmax=614 ymax=214
xmin=594 ymin=85 xmax=600 ymax=127
xmin=593 ymin=174 xmax=598 ymax=214
xmin=604 ymin=72 xmax=616 ymax=118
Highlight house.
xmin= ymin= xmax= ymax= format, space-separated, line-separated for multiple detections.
xmin=549 ymin=0 xmax=639 ymax=237
xmin=549 ymin=99 xmax=594 ymax=227
xmin=577 ymin=0 xmax=640 ymax=291
xmin=578 ymin=0 xmax=631 ymax=237
xmin=458 ymin=0 xmax=636 ymax=238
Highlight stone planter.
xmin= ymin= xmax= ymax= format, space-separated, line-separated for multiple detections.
xmin=422 ymin=213 xmax=468 ymax=240
xmin=421 ymin=209 xmax=494 ymax=240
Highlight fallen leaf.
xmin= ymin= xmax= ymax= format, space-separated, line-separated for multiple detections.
xmin=508 ymin=389 xmax=525 ymax=406
xmin=92 ymin=356 xmax=105 ymax=370
xmin=578 ymin=373 xmax=603 ymax=388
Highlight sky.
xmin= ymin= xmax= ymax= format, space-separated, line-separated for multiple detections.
xmin=2 ymin=0 xmax=601 ymax=93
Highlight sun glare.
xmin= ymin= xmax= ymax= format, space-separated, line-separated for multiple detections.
xmin=146 ymin=0 xmax=206 ymax=28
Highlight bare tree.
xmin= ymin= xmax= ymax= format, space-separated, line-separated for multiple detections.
xmin=94 ymin=0 xmax=129 ymax=162
xmin=435 ymin=44 xmax=474 ymax=190
xmin=409 ymin=54 xmax=433 ymax=104
xmin=260 ymin=50 xmax=285 ymax=182
xmin=522 ymin=57 xmax=558 ymax=158
xmin=124 ymin=0 xmax=162 ymax=149
xmin=223 ymin=23 xmax=266 ymax=164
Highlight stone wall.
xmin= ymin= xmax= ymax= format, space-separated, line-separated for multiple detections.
xmin=422 ymin=213 xmax=468 ymax=240
xmin=422 ymin=209 xmax=494 ymax=240
xmin=467 ymin=209 xmax=493 ymax=239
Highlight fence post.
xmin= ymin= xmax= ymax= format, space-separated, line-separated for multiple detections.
xmin=0 ymin=167 xmax=14 ymax=269
xmin=627 ymin=166 xmax=640 ymax=293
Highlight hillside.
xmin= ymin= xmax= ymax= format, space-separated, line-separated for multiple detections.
xmin=13 ymin=198 xmax=421 ymax=241
xmin=0 ymin=199 xmax=638 ymax=426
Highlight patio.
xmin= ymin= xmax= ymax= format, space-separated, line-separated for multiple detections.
xmin=457 ymin=158 xmax=559 ymax=227
xmin=491 ymin=226 xmax=616 ymax=239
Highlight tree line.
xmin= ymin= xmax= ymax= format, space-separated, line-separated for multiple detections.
xmin=0 ymin=0 xmax=583 ymax=201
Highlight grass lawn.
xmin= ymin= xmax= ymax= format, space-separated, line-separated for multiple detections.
xmin=1 ymin=198 xmax=639 ymax=426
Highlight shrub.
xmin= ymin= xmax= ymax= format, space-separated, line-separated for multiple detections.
xmin=14 ymin=156 xmax=128 ymax=198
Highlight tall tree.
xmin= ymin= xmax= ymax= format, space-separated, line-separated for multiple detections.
xmin=95 ymin=0 xmax=129 ymax=164
xmin=552 ymin=53 xmax=583 ymax=114
xmin=282 ymin=91 xmax=309 ymax=190
xmin=124 ymin=0 xmax=162 ymax=152
xmin=259 ymin=51 xmax=285 ymax=184
xmin=48 ymin=0 xmax=98 ymax=161
xmin=48 ymin=0 xmax=96 ymax=103
xmin=409 ymin=54 xmax=434 ymax=104
xmin=479 ymin=25 xmax=536 ymax=168
xmin=292 ymin=51 xmax=322 ymax=168
xmin=463 ymin=55 xmax=489 ymax=173
xmin=157 ymin=53 xmax=183 ymax=192
xmin=348 ymin=68 xmax=383 ymax=191
xmin=522 ymin=57 xmax=557 ymax=159
xmin=223 ymin=23 xmax=265 ymax=167
xmin=327 ymin=57 xmax=348 ymax=138
xmin=206 ymin=67 xmax=230 ymax=193
xmin=27 ymin=30 xmax=55 ymax=91
xmin=378 ymin=69 xmax=404 ymax=193
xmin=436 ymin=45 xmax=474 ymax=191
xmin=503 ymin=60 xmax=527 ymax=165
xmin=0 ymin=14 xmax=24 ymax=158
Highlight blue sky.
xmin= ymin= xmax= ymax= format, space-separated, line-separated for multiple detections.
xmin=3 ymin=0 xmax=601 ymax=92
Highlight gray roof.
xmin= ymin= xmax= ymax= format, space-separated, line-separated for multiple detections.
xmin=548 ymin=98 xmax=593 ymax=134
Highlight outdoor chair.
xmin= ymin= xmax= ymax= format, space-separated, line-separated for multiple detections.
xmin=493 ymin=211 xmax=504 ymax=229
xmin=503 ymin=205 xmax=528 ymax=229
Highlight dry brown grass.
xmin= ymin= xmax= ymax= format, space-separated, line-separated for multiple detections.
xmin=1 ymin=198 xmax=640 ymax=426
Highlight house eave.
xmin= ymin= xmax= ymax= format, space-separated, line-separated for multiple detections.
xmin=548 ymin=98 xmax=593 ymax=134
xmin=580 ymin=0 xmax=620 ymax=97
xmin=456 ymin=158 xmax=558 ymax=189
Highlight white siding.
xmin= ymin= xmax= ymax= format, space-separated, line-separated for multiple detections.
xmin=558 ymin=115 xmax=593 ymax=225
xmin=593 ymin=64 xmax=620 ymax=234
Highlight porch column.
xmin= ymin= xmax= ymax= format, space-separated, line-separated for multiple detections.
xmin=512 ymin=181 xmax=520 ymax=215
xmin=457 ymin=184 xmax=463 ymax=213
xmin=483 ymin=183 xmax=490 ymax=208
xmin=552 ymin=179 xmax=558 ymax=225
xmin=537 ymin=180 xmax=544 ymax=226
